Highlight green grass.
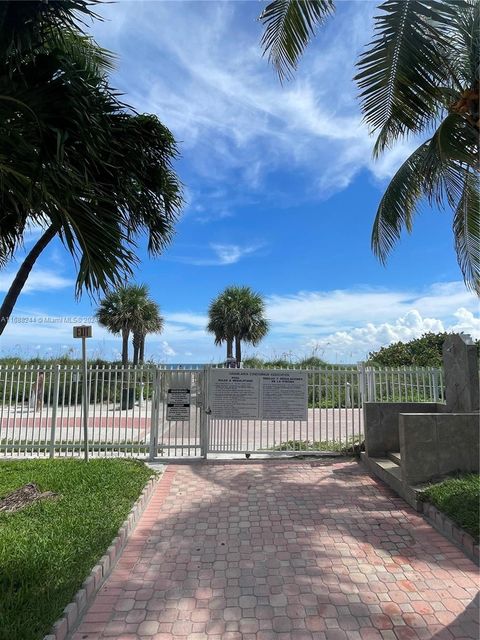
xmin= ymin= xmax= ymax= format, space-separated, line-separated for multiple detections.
xmin=0 ymin=458 xmax=153 ymax=640
xmin=421 ymin=473 xmax=480 ymax=541
xmin=269 ymin=436 xmax=363 ymax=454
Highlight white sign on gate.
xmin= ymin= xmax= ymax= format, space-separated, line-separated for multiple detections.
xmin=166 ymin=387 xmax=191 ymax=421
xmin=208 ymin=369 xmax=307 ymax=421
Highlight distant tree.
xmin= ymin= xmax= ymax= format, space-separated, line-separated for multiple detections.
xmin=263 ymin=358 xmax=291 ymax=368
xmin=242 ymin=357 xmax=266 ymax=369
xmin=260 ymin=0 xmax=479 ymax=294
xmin=207 ymin=293 xmax=235 ymax=361
xmin=366 ymin=332 xmax=476 ymax=367
xmin=298 ymin=356 xmax=327 ymax=368
xmin=207 ymin=286 xmax=269 ymax=365
xmin=96 ymin=284 xmax=152 ymax=365
xmin=132 ymin=300 xmax=164 ymax=365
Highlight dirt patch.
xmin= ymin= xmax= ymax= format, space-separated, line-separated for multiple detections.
xmin=0 ymin=483 xmax=59 ymax=514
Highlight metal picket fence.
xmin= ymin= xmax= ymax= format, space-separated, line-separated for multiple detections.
xmin=0 ymin=363 xmax=444 ymax=459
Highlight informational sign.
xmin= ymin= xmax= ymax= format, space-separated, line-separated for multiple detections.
xmin=166 ymin=387 xmax=191 ymax=421
xmin=208 ymin=369 xmax=307 ymax=421
xmin=209 ymin=370 xmax=260 ymax=419
xmin=260 ymin=372 xmax=308 ymax=420
xmin=73 ymin=325 xmax=92 ymax=338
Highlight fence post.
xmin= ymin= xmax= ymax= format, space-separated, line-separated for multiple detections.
xmin=345 ymin=381 xmax=351 ymax=408
xmin=357 ymin=362 xmax=366 ymax=405
xmin=149 ymin=369 xmax=160 ymax=461
xmin=200 ymin=369 xmax=209 ymax=459
xmin=432 ymin=368 xmax=439 ymax=403
xmin=49 ymin=364 xmax=60 ymax=458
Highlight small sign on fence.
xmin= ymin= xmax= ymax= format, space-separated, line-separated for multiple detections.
xmin=166 ymin=387 xmax=191 ymax=421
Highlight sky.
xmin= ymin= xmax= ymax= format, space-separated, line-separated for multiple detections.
xmin=1 ymin=0 xmax=479 ymax=364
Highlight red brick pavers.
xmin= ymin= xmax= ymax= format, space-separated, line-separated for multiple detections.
xmin=72 ymin=461 xmax=479 ymax=640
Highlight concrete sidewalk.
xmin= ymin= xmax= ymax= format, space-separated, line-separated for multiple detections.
xmin=72 ymin=460 xmax=479 ymax=639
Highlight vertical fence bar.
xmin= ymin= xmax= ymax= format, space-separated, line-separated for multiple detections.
xmin=49 ymin=364 xmax=60 ymax=458
xmin=149 ymin=369 xmax=160 ymax=460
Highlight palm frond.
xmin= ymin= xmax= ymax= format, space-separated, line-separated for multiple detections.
xmin=372 ymin=116 xmax=478 ymax=297
xmin=260 ymin=0 xmax=334 ymax=81
xmin=355 ymin=0 xmax=458 ymax=156
xmin=453 ymin=171 xmax=480 ymax=295
xmin=372 ymin=143 xmax=428 ymax=262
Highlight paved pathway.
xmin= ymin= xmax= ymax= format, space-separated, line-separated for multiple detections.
xmin=72 ymin=461 xmax=479 ymax=640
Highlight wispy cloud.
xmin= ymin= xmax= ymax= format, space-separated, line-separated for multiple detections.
xmin=195 ymin=210 xmax=233 ymax=224
xmin=0 ymin=269 xmax=73 ymax=294
xmin=93 ymin=1 xmax=410 ymax=203
xmin=171 ymin=242 xmax=264 ymax=266
xmin=264 ymin=282 xmax=478 ymax=336
xmin=1 ymin=282 xmax=477 ymax=364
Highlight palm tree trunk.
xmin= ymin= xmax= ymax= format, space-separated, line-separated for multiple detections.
xmin=139 ymin=334 xmax=145 ymax=364
xmin=235 ymin=336 xmax=241 ymax=367
xmin=226 ymin=337 xmax=233 ymax=360
xmin=0 ymin=224 xmax=57 ymax=336
xmin=132 ymin=331 xmax=140 ymax=365
xmin=121 ymin=328 xmax=129 ymax=365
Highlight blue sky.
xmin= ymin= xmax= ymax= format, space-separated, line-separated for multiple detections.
xmin=1 ymin=1 xmax=478 ymax=363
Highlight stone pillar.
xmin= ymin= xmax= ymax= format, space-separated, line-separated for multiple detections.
xmin=443 ymin=334 xmax=479 ymax=413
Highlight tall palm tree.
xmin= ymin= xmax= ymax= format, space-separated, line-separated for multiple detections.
xmin=207 ymin=293 xmax=236 ymax=361
xmin=0 ymin=1 xmax=182 ymax=336
xmin=132 ymin=300 xmax=164 ymax=365
xmin=96 ymin=284 xmax=150 ymax=365
xmin=260 ymin=0 xmax=479 ymax=294
xmin=207 ymin=286 xmax=269 ymax=366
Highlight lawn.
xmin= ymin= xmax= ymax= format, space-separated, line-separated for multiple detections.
xmin=0 ymin=458 xmax=153 ymax=640
xmin=421 ymin=473 xmax=480 ymax=541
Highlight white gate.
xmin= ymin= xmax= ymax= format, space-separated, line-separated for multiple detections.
xmin=0 ymin=364 xmax=443 ymax=459
xmin=203 ymin=367 xmax=363 ymax=455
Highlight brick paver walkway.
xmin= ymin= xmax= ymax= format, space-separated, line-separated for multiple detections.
xmin=72 ymin=461 xmax=479 ymax=640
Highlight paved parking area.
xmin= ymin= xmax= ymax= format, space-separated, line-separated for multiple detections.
xmin=72 ymin=460 xmax=479 ymax=640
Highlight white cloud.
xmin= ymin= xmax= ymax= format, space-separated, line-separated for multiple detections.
xmin=195 ymin=210 xmax=233 ymax=224
xmin=160 ymin=341 xmax=176 ymax=358
xmin=264 ymin=282 xmax=478 ymax=336
xmin=210 ymin=243 xmax=261 ymax=265
xmin=1 ymin=281 xmax=477 ymax=364
xmin=92 ymin=1 xmax=408 ymax=199
xmin=171 ymin=242 xmax=264 ymax=266
xmin=0 ymin=269 xmax=73 ymax=294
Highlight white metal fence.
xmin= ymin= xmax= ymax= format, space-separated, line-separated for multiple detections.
xmin=0 ymin=363 xmax=444 ymax=459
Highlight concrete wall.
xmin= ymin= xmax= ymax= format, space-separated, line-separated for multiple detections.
xmin=399 ymin=412 xmax=480 ymax=485
xmin=443 ymin=334 xmax=480 ymax=413
xmin=364 ymin=402 xmax=438 ymax=457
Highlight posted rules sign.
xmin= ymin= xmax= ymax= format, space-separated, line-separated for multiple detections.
xmin=166 ymin=388 xmax=191 ymax=421
xmin=208 ymin=369 xmax=308 ymax=421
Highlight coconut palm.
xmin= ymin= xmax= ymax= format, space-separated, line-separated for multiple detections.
xmin=207 ymin=286 xmax=269 ymax=366
xmin=260 ymin=0 xmax=479 ymax=294
xmin=96 ymin=284 xmax=151 ymax=365
xmin=0 ymin=1 xmax=182 ymax=335
xmin=132 ymin=300 xmax=164 ymax=365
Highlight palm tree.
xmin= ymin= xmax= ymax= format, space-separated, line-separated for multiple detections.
xmin=0 ymin=1 xmax=182 ymax=336
xmin=96 ymin=284 xmax=150 ymax=365
xmin=207 ymin=293 xmax=236 ymax=361
xmin=207 ymin=286 xmax=269 ymax=366
xmin=260 ymin=0 xmax=479 ymax=294
xmin=132 ymin=300 xmax=164 ymax=365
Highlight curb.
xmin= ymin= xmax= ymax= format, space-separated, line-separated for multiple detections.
xmin=43 ymin=470 xmax=162 ymax=640
xmin=422 ymin=501 xmax=479 ymax=566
